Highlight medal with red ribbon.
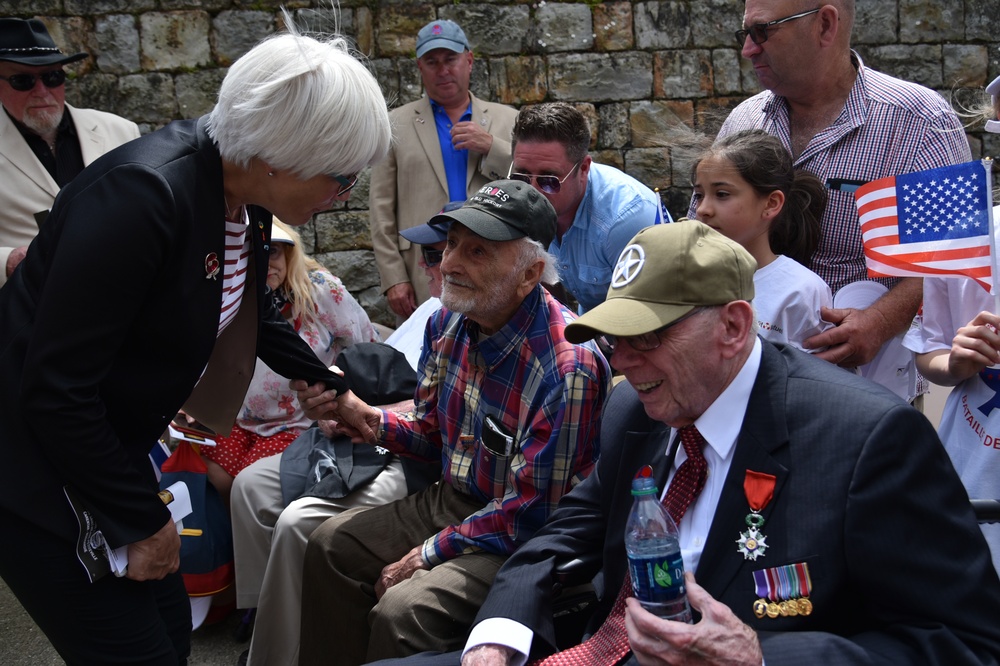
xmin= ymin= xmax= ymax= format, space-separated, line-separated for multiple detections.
xmin=736 ymin=470 xmax=775 ymax=561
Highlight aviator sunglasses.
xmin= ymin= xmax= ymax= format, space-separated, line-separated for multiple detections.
xmin=0 ymin=69 xmax=67 ymax=92
xmin=734 ymin=7 xmax=821 ymax=46
xmin=507 ymin=161 xmax=582 ymax=194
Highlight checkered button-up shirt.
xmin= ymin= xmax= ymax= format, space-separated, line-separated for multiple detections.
xmin=378 ymin=285 xmax=611 ymax=566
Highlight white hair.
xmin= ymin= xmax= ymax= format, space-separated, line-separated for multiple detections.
xmin=515 ymin=237 xmax=560 ymax=286
xmin=207 ymin=20 xmax=391 ymax=179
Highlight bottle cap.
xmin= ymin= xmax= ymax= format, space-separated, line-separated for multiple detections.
xmin=631 ymin=464 xmax=659 ymax=496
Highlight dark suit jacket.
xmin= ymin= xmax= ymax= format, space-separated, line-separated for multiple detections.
xmin=474 ymin=341 xmax=1000 ymax=664
xmin=0 ymin=116 xmax=345 ymax=552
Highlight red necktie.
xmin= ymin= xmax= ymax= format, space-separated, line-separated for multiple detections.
xmin=535 ymin=425 xmax=708 ymax=666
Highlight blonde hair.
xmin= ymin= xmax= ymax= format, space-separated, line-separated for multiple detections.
xmin=272 ymin=218 xmax=325 ymax=327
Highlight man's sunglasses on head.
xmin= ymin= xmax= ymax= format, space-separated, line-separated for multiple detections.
xmin=0 ymin=69 xmax=66 ymax=92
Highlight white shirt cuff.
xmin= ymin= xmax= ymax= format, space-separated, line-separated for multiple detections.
xmin=464 ymin=617 xmax=533 ymax=666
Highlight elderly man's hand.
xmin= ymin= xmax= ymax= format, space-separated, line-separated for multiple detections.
xmin=126 ymin=518 xmax=181 ymax=581
xmin=375 ymin=545 xmax=429 ymax=600
xmin=625 ymin=572 xmax=763 ymax=666
xmin=803 ymin=305 xmax=891 ymax=367
xmin=451 ymin=121 xmax=495 ymax=155
xmin=462 ymin=644 xmax=516 ymax=666
xmin=328 ymin=390 xmax=382 ymax=443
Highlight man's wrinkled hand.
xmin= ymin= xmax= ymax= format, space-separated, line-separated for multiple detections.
xmin=625 ymin=572 xmax=762 ymax=666
xmin=462 ymin=644 xmax=515 ymax=666
xmin=328 ymin=390 xmax=382 ymax=443
xmin=126 ymin=518 xmax=180 ymax=581
xmin=387 ymin=282 xmax=417 ymax=318
xmin=375 ymin=545 xmax=428 ymax=600
xmin=803 ymin=305 xmax=890 ymax=367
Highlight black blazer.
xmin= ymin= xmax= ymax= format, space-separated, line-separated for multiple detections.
xmin=474 ymin=342 xmax=1000 ymax=664
xmin=0 ymin=117 xmax=345 ymax=550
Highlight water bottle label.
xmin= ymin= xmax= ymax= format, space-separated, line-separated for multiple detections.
xmin=628 ymin=550 xmax=686 ymax=603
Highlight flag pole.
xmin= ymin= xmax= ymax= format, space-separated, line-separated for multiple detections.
xmin=986 ymin=157 xmax=999 ymax=315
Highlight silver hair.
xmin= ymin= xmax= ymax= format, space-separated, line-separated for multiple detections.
xmin=207 ymin=15 xmax=391 ymax=179
xmin=514 ymin=237 xmax=560 ymax=286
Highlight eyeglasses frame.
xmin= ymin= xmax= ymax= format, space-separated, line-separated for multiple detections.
xmin=507 ymin=160 xmax=583 ymax=194
xmin=734 ymin=7 xmax=822 ymax=46
xmin=330 ymin=172 xmax=359 ymax=197
xmin=0 ymin=69 xmax=67 ymax=92
xmin=603 ymin=306 xmax=711 ymax=354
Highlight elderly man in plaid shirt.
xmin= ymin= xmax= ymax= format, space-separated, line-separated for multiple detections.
xmin=294 ymin=179 xmax=611 ymax=665
xmin=718 ymin=0 xmax=970 ymax=388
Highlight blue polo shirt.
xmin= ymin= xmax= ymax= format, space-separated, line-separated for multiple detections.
xmin=430 ymin=98 xmax=472 ymax=201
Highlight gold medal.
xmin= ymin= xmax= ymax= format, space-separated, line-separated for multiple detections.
xmin=797 ymin=597 xmax=813 ymax=616
xmin=753 ymin=598 xmax=767 ymax=618
xmin=766 ymin=601 xmax=780 ymax=618
xmin=784 ymin=599 xmax=798 ymax=617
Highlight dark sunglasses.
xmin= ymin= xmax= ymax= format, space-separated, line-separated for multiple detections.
xmin=507 ymin=161 xmax=582 ymax=194
xmin=0 ymin=69 xmax=66 ymax=92
xmin=329 ymin=172 xmax=359 ymax=197
xmin=421 ymin=245 xmax=444 ymax=267
xmin=735 ymin=7 xmax=821 ymax=46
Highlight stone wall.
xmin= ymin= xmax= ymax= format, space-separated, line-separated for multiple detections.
xmin=3 ymin=0 xmax=998 ymax=325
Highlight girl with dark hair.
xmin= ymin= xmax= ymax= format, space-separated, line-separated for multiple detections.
xmin=692 ymin=129 xmax=832 ymax=350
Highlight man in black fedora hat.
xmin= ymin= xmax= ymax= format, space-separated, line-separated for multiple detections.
xmin=0 ymin=17 xmax=139 ymax=287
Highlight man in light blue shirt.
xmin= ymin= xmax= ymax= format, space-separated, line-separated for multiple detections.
xmin=508 ymin=103 xmax=669 ymax=313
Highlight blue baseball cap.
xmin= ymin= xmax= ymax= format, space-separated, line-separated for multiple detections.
xmin=399 ymin=201 xmax=465 ymax=245
xmin=416 ymin=20 xmax=470 ymax=58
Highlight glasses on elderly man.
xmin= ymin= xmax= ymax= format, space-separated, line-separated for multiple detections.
xmin=329 ymin=172 xmax=359 ymax=197
xmin=734 ymin=7 xmax=821 ymax=46
xmin=0 ymin=69 xmax=67 ymax=92
xmin=602 ymin=307 xmax=708 ymax=354
xmin=507 ymin=161 xmax=582 ymax=194
xmin=421 ymin=245 xmax=444 ymax=267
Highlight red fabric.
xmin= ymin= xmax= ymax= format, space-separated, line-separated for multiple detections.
xmin=535 ymin=426 xmax=707 ymax=666
xmin=200 ymin=425 xmax=302 ymax=477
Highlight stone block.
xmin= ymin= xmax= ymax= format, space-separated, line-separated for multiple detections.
xmin=624 ymin=147 xmax=671 ymax=191
xmin=290 ymin=8 xmax=351 ymax=38
xmin=95 ymin=15 xmax=141 ymax=75
xmin=654 ymin=49 xmax=712 ymax=99
xmin=375 ymin=5 xmax=436 ymax=58
xmin=853 ymin=0 xmax=898 ymax=45
xmin=693 ymin=96 xmax=748 ymax=133
xmin=965 ymin=0 xmax=994 ymax=42
xmin=489 ymin=56 xmax=547 ymax=105
xmin=598 ymin=103 xmax=630 ymax=150
xmin=345 ymin=169 xmax=372 ymax=212
xmin=470 ymin=61 xmax=492 ymax=101
xmin=158 ymin=0 xmax=230 ymax=9
xmin=140 ymin=11 xmax=212 ymax=72
xmin=118 ymin=73 xmax=178 ymax=123
xmin=630 ymin=100 xmax=694 ymax=148
xmin=314 ymin=249 xmax=382 ymax=293
xmin=398 ymin=59 xmax=425 ymax=106
xmin=66 ymin=73 xmax=122 ymax=118
xmin=536 ymin=3 xmax=593 ymax=53
xmin=548 ymin=52 xmax=653 ymax=103
xmin=900 ymin=0 xmax=963 ymax=44
xmin=356 ymin=7 xmax=374 ymax=57
xmin=943 ymin=44 xmax=989 ymax=88
xmin=711 ymin=48 xmax=740 ymax=95
xmin=296 ymin=219 xmax=317 ymax=255
xmin=66 ymin=0 xmax=155 ymax=13
xmin=315 ymin=211 xmax=372 ymax=254
xmin=212 ymin=11 xmax=274 ymax=67
xmin=354 ymin=285 xmax=394 ymax=328
xmin=3 ymin=0 xmax=62 ymax=15
xmin=372 ymin=58 xmax=401 ymax=107
xmin=175 ymin=68 xmax=226 ymax=119
xmin=41 ymin=17 xmax=95 ymax=76
xmin=662 ymin=185 xmax=693 ymax=220
xmin=739 ymin=55 xmax=760 ymax=95
xmin=440 ymin=4 xmax=529 ymax=56
xmin=592 ymin=150 xmax=625 ymax=171
xmin=690 ymin=0 xmax=742 ymax=49
xmin=635 ymin=1 xmax=691 ymax=50
xmin=594 ymin=2 xmax=634 ymax=52
xmin=862 ymin=44 xmax=943 ymax=89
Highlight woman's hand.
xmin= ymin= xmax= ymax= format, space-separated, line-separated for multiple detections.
xmin=125 ymin=518 xmax=180 ymax=581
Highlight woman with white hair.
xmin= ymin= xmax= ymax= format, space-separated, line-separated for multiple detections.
xmin=202 ymin=219 xmax=379 ymax=503
xmin=0 ymin=19 xmax=391 ymax=665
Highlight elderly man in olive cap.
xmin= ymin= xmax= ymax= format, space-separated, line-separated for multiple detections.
xmin=295 ymin=179 xmax=612 ymax=665
xmin=0 ymin=17 xmax=139 ymax=285
xmin=451 ymin=220 xmax=1000 ymax=666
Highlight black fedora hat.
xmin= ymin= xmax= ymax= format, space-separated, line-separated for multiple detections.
xmin=0 ymin=19 xmax=88 ymax=67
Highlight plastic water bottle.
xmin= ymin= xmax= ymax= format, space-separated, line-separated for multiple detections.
xmin=624 ymin=465 xmax=692 ymax=622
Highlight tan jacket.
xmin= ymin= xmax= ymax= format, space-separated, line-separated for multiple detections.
xmin=0 ymin=103 xmax=140 ymax=286
xmin=369 ymin=93 xmax=517 ymax=306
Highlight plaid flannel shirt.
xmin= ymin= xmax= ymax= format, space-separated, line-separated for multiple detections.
xmin=378 ymin=285 xmax=611 ymax=566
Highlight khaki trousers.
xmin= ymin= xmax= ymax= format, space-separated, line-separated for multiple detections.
xmin=299 ymin=482 xmax=507 ymax=665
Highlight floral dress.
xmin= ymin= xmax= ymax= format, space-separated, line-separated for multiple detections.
xmin=202 ymin=269 xmax=379 ymax=476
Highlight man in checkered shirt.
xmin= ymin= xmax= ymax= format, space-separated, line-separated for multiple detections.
xmin=718 ymin=0 xmax=970 ymax=386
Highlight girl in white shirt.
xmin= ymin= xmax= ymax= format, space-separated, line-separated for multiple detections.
xmin=692 ymin=129 xmax=832 ymax=350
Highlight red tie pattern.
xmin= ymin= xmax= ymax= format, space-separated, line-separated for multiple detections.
xmin=535 ymin=425 xmax=708 ymax=666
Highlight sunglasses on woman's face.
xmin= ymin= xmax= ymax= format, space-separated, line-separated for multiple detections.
xmin=0 ymin=69 xmax=66 ymax=92
xmin=421 ymin=245 xmax=444 ymax=267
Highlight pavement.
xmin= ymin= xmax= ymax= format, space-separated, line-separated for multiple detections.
xmin=0 ymin=576 xmax=247 ymax=665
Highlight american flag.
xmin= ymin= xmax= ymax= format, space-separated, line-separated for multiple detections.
xmin=855 ymin=160 xmax=995 ymax=291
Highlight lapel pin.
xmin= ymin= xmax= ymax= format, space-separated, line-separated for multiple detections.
xmin=205 ymin=253 xmax=220 ymax=280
